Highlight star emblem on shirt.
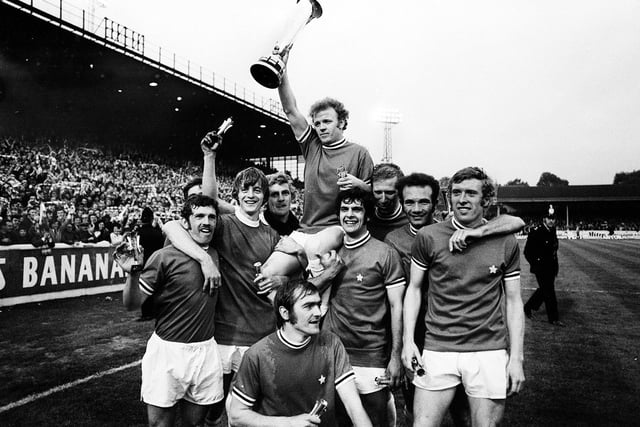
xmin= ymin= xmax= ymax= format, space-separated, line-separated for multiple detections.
xmin=489 ymin=265 xmax=498 ymax=274
xmin=356 ymin=273 xmax=363 ymax=282
xmin=318 ymin=375 xmax=326 ymax=384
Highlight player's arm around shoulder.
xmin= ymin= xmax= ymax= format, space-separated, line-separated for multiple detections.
xmin=449 ymin=214 xmax=525 ymax=252
xmin=162 ymin=219 xmax=221 ymax=293
xmin=504 ymin=277 xmax=525 ymax=396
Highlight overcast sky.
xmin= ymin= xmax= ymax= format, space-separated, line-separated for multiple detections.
xmin=98 ymin=0 xmax=640 ymax=185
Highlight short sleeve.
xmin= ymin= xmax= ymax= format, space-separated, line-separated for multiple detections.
xmin=297 ymin=125 xmax=314 ymax=158
xmin=503 ymin=236 xmax=521 ymax=282
xmin=358 ymin=149 xmax=374 ymax=185
xmin=411 ymin=231 xmax=432 ymax=272
xmin=384 ymin=245 xmax=406 ymax=289
xmin=138 ymin=250 xmax=165 ymax=296
xmin=230 ymin=348 xmax=261 ymax=408
xmin=331 ymin=334 xmax=356 ymax=390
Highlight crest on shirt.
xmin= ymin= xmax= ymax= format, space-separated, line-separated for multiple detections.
xmin=356 ymin=273 xmax=364 ymax=282
xmin=318 ymin=374 xmax=326 ymax=384
xmin=489 ymin=265 xmax=498 ymax=274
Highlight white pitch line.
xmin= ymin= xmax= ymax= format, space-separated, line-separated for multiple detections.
xmin=523 ymin=286 xmax=640 ymax=295
xmin=0 ymin=360 xmax=141 ymax=414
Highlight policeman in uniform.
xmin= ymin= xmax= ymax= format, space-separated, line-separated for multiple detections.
xmin=524 ymin=206 xmax=564 ymax=326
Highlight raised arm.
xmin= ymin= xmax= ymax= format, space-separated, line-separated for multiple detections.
xmin=277 ymin=71 xmax=309 ymax=139
xmin=200 ymin=131 xmax=235 ymax=214
xmin=504 ymin=278 xmax=525 ymax=396
xmin=401 ymin=263 xmax=426 ymax=370
xmin=449 ymin=214 xmax=525 ymax=252
xmin=162 ymin=219 xmax=221 ymax=292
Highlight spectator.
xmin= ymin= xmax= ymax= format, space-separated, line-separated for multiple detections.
xmin=110 ymin=223 xmax=124 ymax=245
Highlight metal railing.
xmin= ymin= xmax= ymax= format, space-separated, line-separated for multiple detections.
xmin=2 ymin=0 xmax=287 ymax=121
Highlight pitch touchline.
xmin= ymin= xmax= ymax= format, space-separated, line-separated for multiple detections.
xmin=0 ymin=360 xmax=141 ymax=414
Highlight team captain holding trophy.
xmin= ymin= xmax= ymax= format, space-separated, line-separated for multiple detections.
xmin=234 ymin=1 xmax=375 ymax=426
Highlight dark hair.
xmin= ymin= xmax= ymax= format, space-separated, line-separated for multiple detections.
xmin=372 ymin=163 xmax=404 ymax=183
xmin=274 ymin=279 xmax=318 ymax=328
xmin=448 ymin=167 xmax=495 ymax=202
xmin=182 ymin=177 xmax=203 ymax=199
xmin=141 ymin=207 xmax=153 ymax=224
xmin=231 ymin=167 xmax=269 ymax=204
xmin=397 ymin=173 xmax=440 ymax=205
xmin=180 ymin=194 xmax=219 ymax=222
xmin=335 ymin=187 xmax=376 ymax=220
xmin=309 ymin=97 xmax=349 ymax=131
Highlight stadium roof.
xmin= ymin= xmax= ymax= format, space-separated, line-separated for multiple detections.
xmin=497 ymin=185 xmax=640 ymax=203
xmin=0 ymin=0 xmax=299 ymax=160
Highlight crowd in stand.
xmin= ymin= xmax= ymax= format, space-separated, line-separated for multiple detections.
xmin=0 ymin=136 xmax=278 ymax=247
xmin=1 ymin=135 xmax=637 ymax=249
xmin=521 ymin=217 xmax=640 ymax=233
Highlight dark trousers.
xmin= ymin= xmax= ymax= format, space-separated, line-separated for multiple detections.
xmin=525 ymin=270 xmax=559 ymax=322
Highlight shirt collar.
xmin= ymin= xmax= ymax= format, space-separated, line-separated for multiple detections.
xmin=375 ymin=203 xmax=403 ymax=221
xmin=344 ymin=231 xmax=371 ymax=249
xmin=321 ymin=137 xmax=347 ymax=150
xmin=235 ymin=206 xmax=260 ymax=228
xmin=277 ymin=328 xmax=311 ymax=350
xmin=451 ymin=216 xmax=487 ymax=230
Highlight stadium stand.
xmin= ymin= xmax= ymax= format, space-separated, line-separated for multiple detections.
xmin=497 ymin=185 xmax=640 ymax=234
xmin=0 ymin=0 xmax=305 ymax=306
xmin=0 ymin=134 xmax=286 ymax=245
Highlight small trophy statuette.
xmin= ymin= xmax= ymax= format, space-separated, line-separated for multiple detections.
xmin=309 ymin=399 xmax=328 ymax=418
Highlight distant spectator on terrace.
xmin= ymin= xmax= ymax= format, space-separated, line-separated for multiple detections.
xmin=138 ymin=207 xmax=164 ymax=265
xmin=87 ymin=219 xmax=111 ymax=244
xmin=0 ymin=220 xmax=16 ymax=245
xmin=31 ymin=223 xmax=55 ymax=250
xmin=110 ymin=223 xmax=124 ymax=245
xmin=0 ymin=134 xmax=295 ymax=244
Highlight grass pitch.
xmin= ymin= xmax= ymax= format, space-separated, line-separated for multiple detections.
xmin=1 ymin=239 xmax=639 ymax=426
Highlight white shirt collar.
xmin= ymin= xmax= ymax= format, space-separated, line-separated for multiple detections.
xmin=375 ymin=203 xmax=403 ymax=221
xmin=344 ymin=231 xmax=371 ymax=249
xmin=277 ymin=328 xmax=311 ymax=350
xmin=234 ymin=206 xmax=260 ymax=228
xmin=321 ymin=137 xmax=347 ymax=150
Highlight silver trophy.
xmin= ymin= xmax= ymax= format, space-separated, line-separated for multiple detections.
xmin=250 ymin=0 xmax=323 ymax=88
xmin=114 ymin=231 xmax=144 ymax=272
